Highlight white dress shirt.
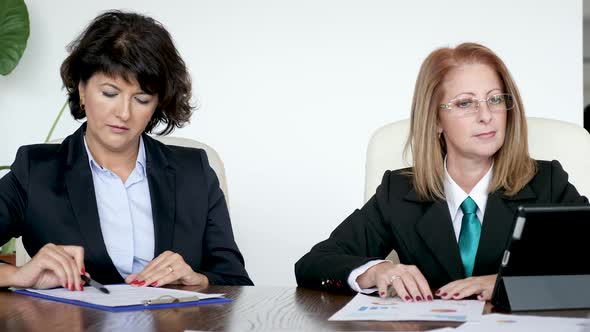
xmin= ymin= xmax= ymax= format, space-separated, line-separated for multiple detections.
xmin=347 ymin=160 xmax=493 ymax=293
xmin=84 ymin=137 xmax=155 ymax=278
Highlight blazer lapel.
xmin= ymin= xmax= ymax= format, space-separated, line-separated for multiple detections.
xmin=143 ymin=135 xmax=176 ymax=257
xmin=473 ymin=185 xmax=537 ymax=275
xmin=63 ymin=125 xmax=117 ymax=271
xmin=412 ymin=191 xmax=465 ymax=281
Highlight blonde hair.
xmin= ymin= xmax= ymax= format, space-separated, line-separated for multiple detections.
xmin=404 ymin=42 xmax=536 ymax=201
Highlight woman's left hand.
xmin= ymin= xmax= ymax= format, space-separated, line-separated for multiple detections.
xmin=124 ymin=251 xmax=209 ymax=288
xmin=435 ymin=274 xmax=497 ymax=301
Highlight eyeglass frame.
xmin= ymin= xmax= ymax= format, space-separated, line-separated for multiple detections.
xmin=439 ymin=93 xmax=514 ymax=114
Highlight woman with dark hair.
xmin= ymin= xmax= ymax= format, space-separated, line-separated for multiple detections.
xmin=295 ymin=42 xmax=587 ymax=302
xmin=0 ymin=10 xmax=252 ymax=290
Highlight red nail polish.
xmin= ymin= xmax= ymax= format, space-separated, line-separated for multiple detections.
xmin=404 ymin=296 xmax=411 ymax=301
xmin=131 ymin=280 xmax=138 ymax=285
xmin=416 ymin=296 xmax=422 ymax=301
xmin=70 ymin=284 xmax=75 ymax=291
xmin=453 ymin=293 xmax=460 ymax=297
xmin=441 ymin=292 xmax=447 ymax=297
xmin=427 ymin=295 xmax=433 ymax=301
xmin=435 ymin=289 xmax=441 ymax=295
xmin=80 ymin=283 xmax=84 ymax=291
xmin=81 ymin=268 xmax=85 ymax=275
xmin=150 ymin=281 xmax=158 ymax=287
xmin=379 ymin=291 xmax=385 ymax=296
xmin=65 ymin=282 xmax=69 ymax=289
xmin=138 ymin=280 xmax=146 ymax=286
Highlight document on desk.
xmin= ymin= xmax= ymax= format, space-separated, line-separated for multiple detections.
xmin=450 ymin=313 xmax=590 ymax=332
xmin=329 ymin=293 xmax=484 ymax=322
xmin=13 ymin=284 xmax=230 ymax=312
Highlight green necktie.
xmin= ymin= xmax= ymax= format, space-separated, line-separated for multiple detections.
xmin=458 ymin=196 xmax=481 ymax=277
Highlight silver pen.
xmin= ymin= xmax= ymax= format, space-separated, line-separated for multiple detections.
xmin=81 ymin=274 xmax=110 ymax=294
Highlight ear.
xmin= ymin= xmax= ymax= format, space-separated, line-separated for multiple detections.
xmin=78 ymin=81 xmax=86 ymax=102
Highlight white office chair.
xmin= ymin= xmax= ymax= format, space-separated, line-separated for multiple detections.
xmin=15 ymin=136 xmax=228 ymax=266
xmin=365 ymin=117 xmax=590 ymax=262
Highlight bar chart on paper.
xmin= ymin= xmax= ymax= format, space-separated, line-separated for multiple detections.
xmin=329 ymin=294 xmax=484 ymax=322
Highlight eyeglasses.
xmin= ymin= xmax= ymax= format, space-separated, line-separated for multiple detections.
xmin=439 ymin=93 xmax=514 ymax=115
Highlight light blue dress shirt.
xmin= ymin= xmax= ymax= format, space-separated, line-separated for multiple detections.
xmin=84 ymin=136 xmax=155 ymax=278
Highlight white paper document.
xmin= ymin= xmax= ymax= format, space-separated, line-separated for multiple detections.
xmin=25 ymin=284 xmax=225 ymax=307
xmin=329 ymin=293 xmax=484 ymax=322
xmin=452 ymin=313 xmax=590 ymax=332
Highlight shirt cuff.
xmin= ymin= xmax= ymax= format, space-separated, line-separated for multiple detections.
xmin=347 ymin=259 xmax=391 ymax=293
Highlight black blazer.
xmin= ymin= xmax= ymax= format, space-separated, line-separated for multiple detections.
xmin=295 ymin=160 xmax=588 ymax=292
xmin=0 ymin=124 xmax=253 ymax=285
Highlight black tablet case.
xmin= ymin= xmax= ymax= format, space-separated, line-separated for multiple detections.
xmin=492 ymin=205 xmax=590 ymax=311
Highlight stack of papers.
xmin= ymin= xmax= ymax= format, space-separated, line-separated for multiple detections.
xmin=14 ymin=284 xmax=229 ymax=311
xmin=432 ymin=314 xmax=590 ymax=332
xmin=331 ymin=294 xmax=589 ymax=332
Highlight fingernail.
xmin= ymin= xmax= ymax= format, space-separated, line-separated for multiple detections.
xmin=65 ymin=282 xmax=69 ymax=289
xmin=453 ymin=293 xmax=460 ymax=297
xmin=150 ymin=281 xmax=158 ymax=287
xmin=80 ymin=283 xmax=84 ymax=291
xmin=427 ymin=295 xmax=433 ymax=301
xmin=441 ymin=292 xmax=447 ymax=297
xmin=138 ymin=280 xmax=146 ymax=286
xmin=81 ymin=268 xmax=85 ymax=275
xmin=435 ymin=289 xmax=441 ymax=295
xmin=404 ymin=296 xmax=412 ymax=301
xmin=70 ymin=284 xmax=75 ymax=291
xmin=131 ymin=280 xmax=139 ymax=285
xmin=416 ymin=296 xmax=422 ymax=302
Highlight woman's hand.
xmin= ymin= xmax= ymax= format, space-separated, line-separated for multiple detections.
xmin=436 ymin=274 xmax=497 ymax=301
xmin=12 ymin=244 xmax=86 ymax=290
xmin=125 ymin=251 xmax=209 ymax=288
xmin=356 ymin=261 xmax=433 ymax=302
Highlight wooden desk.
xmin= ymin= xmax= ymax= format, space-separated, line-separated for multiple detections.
xmin=0 ymin=286 xmax=588 ymax=331
xmin=0 ymin=253 xmax=15 ymax=265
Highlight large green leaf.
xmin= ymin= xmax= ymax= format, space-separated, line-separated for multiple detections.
xmin=1 ymin=238 xmax=15 ymax=254
xmin=0 ymin=0 xmax=30 ymax=75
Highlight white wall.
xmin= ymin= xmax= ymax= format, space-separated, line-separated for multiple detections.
xmin=584 ymin=18 xmax=590 ymax=106
xmin=0 ymin=0 xmax=582 ymax=286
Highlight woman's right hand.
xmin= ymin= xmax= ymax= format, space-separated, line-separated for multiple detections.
xmin=11 ymin=244 xmax=86 ymax=290
xmin=356 ymin=261 xmax=433 ymax=302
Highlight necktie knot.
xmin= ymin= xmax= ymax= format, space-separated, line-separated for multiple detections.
xmin=460 ymin=196 xmax=478 ymax=215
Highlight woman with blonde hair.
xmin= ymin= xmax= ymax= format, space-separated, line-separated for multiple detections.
xmin=295 ymin=42 xmax=587 ymax=301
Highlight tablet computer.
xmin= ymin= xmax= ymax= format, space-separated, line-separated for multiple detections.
xmin=491 ymin=204 xmax=590 ymax=311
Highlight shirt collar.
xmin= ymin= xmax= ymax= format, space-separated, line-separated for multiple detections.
xmin=136 ymin=136 xmax=147 ymax=176
xmin=443 ymin=156 xmax=493 ymax=218
xmin=83 ymin=136 xmax=147 ymax=177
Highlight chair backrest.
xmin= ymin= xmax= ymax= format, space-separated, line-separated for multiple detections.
xmin=365 ymin=117 xmax=590 ymax=264
xmin=365 ymin=117 xmax=590 ymax=202
xmin=155 ymin=136 xmax=229 ymax=201
xmin=15 ymin=136 xmax=228 ymax=266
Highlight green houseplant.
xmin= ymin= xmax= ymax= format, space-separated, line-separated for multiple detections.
xmin=0 ymin=0 xmax=29 ymax=254
xmin=1 ymin=0 xmax=70 ymax=255
xmin=0 ymin=0 xmax=29 ymax=76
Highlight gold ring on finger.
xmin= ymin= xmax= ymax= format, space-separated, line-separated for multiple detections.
xmin=167 ymin=265 xmax=174 ymax=273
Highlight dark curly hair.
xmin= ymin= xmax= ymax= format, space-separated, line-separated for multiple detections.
xmin=60 ymin=10 xmax=193 ymax=135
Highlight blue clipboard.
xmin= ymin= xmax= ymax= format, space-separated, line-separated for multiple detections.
xmin=13 ymin=288 xmax=232 ymax=312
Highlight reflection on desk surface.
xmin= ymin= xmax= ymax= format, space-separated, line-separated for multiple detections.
xmin=1 ymin=285 xmax=588 ymax=332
